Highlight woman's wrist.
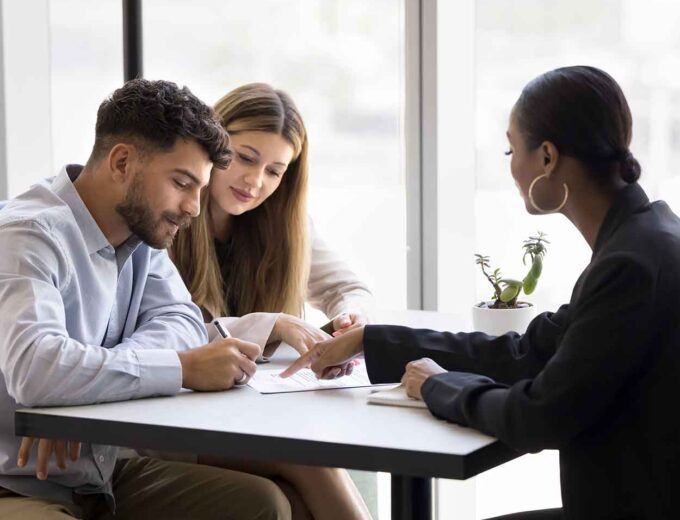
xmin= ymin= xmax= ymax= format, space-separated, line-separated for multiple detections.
xmin=268 ymin=312 xmax=286 ymax=343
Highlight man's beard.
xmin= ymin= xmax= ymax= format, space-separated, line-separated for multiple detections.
xmin=115 ymin=172 xmax=191 ymax=249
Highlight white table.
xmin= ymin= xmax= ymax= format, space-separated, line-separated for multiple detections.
xmin=15 ymin=310 xmax=520 ymax=519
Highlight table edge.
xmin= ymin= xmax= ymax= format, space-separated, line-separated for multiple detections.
xmin=15 ymin=410 xmax=521 ymax=479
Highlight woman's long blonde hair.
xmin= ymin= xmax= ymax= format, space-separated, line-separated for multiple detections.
xmin=171 ymin=83 xmax=310 ymax=320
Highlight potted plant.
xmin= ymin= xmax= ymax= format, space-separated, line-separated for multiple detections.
xmin=472 ymin=232 xmax=549 ymax=336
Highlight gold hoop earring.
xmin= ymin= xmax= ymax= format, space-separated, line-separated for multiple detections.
xmin=528 ymin=173 xmax=569 ymax=213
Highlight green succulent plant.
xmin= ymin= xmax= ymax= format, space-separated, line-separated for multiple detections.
xmin=475 ymin=232 xmax=549 ymax=309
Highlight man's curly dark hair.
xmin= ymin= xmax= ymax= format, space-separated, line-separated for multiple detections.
xmin=90 ymin=79 xmax=231 ymax=169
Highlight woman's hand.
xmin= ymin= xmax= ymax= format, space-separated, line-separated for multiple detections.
xmin=401 ymin=358 xmax=447 ymax=400
xmin=330 ymin=312 xmax=367 ymax=337
xmin=281 ymin=326 xmax=365 ymax=378
xmin=270 ymin=314 xmax=332 ymax=356
xmin=17 ymin=437 xmax=81 ymax=479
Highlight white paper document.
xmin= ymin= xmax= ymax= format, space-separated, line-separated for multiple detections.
xmin=366 ymin=384 xmax=428 ymax=409
xmin=248 ymin=362 xmax=379 ymax=394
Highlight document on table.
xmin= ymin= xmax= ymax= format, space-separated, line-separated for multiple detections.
xmin=248 ymin=362 xmax=380 ymax=394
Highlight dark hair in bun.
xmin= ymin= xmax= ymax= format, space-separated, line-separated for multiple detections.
xmin=513 ymin=66 xmax=641 ymax=184
xmin=619 ymin=150 xmax=641 ymax=183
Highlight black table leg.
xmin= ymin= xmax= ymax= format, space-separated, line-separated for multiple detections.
xmin=391 ymin=475 xmax=432 ymax=520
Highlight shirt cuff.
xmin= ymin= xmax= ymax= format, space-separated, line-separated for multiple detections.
xmin=363 ymin=325 xmax=403 ymax=384
xmin=421 ymin=371 xmax=496 ymax=426
xmin=135 ymin=349 xmax=183 ymax=397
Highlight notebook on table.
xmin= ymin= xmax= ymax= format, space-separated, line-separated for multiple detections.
xmin=366 ymin=384 xmax=428 ymax=409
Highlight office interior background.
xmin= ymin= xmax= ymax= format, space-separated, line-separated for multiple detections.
xmin=0 ymin=0 xmax=678 ymax=518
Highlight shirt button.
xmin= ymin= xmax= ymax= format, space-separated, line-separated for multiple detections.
xmin=99 ymin=455 xmax=105 ymax=463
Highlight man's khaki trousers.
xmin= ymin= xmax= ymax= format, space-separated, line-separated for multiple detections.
xmin=0 ymin=456 xmax=291 ymax=519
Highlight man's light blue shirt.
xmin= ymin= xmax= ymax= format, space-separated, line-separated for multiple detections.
xmin=0 ymin=165 xmax=208 ymax=505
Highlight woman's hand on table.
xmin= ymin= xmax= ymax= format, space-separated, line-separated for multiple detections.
xmin=17 ymin=437 xmax=81 ymax=479
xmin=281 ymin=326 xmax=365 ymax=379
xmin=270 ymin=313 xmax=332 ymax=356
xmin=401 ymin=358 xmax=447 ymax=400
xmin=330 ymin=312 xmax=367 ymax=337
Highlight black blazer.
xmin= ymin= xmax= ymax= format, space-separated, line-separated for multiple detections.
xmin=364 ymin=183 xmax=680 ymax=519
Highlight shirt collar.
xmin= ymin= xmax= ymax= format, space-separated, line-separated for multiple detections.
xmin=592 ymin=182 xmax=650 ymax=256
xmin=51 ymin=165 xmax=142 ymax=259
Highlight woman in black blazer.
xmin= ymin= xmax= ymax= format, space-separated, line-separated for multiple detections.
xmin=284 ymin=66 xmax=680 ymax=520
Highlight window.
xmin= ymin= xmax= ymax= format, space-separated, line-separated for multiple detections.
xmin=143 ymin=0 xmax=407 ymax=312
xmin=48 ymin=1 xmax=407 ymax=315
xmin=50 ymin=0 xmax=122 ymax=172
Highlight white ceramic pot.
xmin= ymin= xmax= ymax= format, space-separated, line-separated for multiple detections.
xmin=471 ymin=302 xmax=536 ymax=336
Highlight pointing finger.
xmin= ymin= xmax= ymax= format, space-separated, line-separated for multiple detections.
xmin=280 ymin=347 xmax=319 ymax=378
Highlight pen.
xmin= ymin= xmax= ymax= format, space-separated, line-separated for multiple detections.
xmin=213 ymin=320 xmax=231 ymax=339
xmin=212 ymin=320 xmax=270 ymax=364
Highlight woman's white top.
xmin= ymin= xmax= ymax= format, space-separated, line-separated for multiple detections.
xmin=210 ymin=222 xmax=375 ymax=349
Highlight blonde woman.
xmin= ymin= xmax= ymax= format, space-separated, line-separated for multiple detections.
xmin=172 ymin=83 xmax=373 ymax=355
xmin=170 ymin=83 xmax=374 ymax=519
